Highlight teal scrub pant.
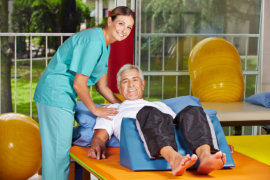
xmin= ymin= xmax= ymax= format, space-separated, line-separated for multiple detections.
xmin=36 ymin=102 xmax=75 ymax=180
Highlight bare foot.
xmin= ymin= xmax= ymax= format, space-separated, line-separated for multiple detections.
xmin=160 ymin=146 xmax=198 ymax=176
xmin=171 ymin=154 xmax=198 ymax=176
xmin=197 ymin=151 xmax=226 ymax=174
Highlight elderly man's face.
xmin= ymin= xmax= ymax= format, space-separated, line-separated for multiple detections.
xmin=118 ymin=69 xmax=145 ymax=101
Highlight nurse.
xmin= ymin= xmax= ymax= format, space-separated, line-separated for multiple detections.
xmin=34 ymin=6 xmax=134 ymax=180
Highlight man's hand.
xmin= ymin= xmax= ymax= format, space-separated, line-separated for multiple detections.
xmin=88 ymin=129 xmax=109 ymax=160
xmin=88 ymin=144 xmax=106 ymax=160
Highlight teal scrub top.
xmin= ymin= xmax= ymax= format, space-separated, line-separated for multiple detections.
xmin=34 ymin=28 xmax=110 ymax=111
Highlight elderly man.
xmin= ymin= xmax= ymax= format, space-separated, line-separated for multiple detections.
xmin=88 ymin=64 xmax=226 ymax=176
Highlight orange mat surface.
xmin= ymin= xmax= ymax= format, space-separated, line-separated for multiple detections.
xmin=70 ymin=146 xmax=270 ymax=180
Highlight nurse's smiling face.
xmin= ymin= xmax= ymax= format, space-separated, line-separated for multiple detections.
xmin=108 ymin=15 xmax=134 ymax=42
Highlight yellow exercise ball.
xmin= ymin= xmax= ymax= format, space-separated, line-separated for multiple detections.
xmin=188 ymin=37 xmax=244 ymax=102
xmin=0 ymin=113 xmax=42 ymax=180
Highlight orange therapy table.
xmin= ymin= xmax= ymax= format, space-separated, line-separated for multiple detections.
xmin=70 ymin=135 xmax=270 ymax=180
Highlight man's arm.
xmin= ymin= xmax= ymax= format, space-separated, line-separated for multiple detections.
xmin=88 ymin=129 xmax=109 ymax=160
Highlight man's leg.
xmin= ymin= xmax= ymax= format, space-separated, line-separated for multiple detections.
xmin=174 ymin=105 xmax=226 ymax=174
xmin=136 ymin=106 xmax=197 ymax=176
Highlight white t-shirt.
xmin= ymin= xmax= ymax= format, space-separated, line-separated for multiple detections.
xmin=94 ymin=99 xmax=176 ymax=140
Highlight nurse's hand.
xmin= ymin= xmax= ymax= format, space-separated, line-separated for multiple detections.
xmin=93 ymin=106 xmax=118 ymax=120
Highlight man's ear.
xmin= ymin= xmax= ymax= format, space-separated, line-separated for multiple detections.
xmin=142 ymin=80 xmax=145 ymax=90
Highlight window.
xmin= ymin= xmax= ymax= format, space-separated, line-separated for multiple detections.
xmin=135 ymin=0 xmax=262 ymax=101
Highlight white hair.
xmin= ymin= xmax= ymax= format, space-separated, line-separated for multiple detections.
xmin=117 ymin=64 xmax=144 ymax=85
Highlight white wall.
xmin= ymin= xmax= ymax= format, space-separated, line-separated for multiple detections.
xmin=261 ymin=0 xmax=270 ymax=92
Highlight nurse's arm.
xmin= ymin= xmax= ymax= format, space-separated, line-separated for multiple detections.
xmin=96 ymin=74 xmax=122 ymax=103
xmin=73 ymin=73 xmax=118 ymax=120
